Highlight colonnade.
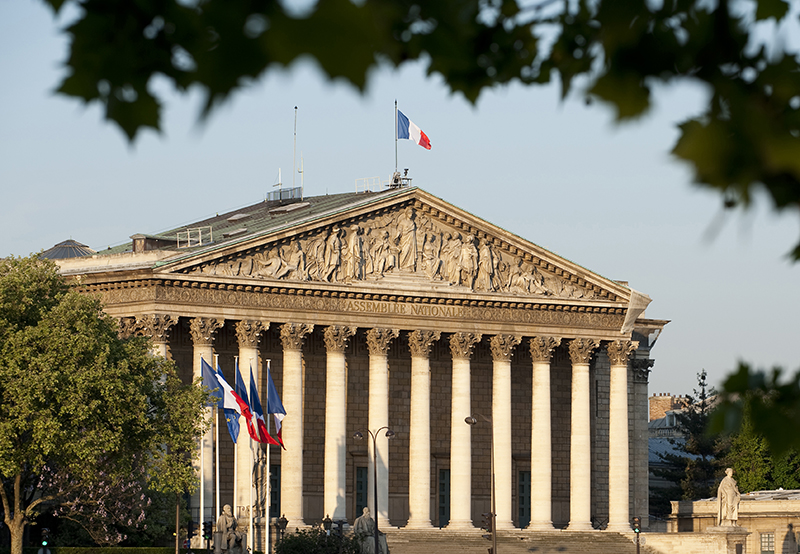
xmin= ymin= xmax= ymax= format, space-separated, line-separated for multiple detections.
xmin=131 ymin=314 xmax=640 ymax=533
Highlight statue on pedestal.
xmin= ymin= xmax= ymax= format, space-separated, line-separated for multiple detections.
xmin=717 ymin=468 xmax=741 ymax=526
xmin=215 ymin=504 xmax=246 ymax=554
xmin=353 ymin=507 xmax=389 ymax=554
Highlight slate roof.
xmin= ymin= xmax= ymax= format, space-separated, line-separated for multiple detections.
xmin=41 ymin=239 xmax=97 ymax=259
xmin=103 ymin=189 xmax=406 ymax=257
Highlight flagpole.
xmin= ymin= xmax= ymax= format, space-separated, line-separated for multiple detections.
xmin=249 ymin=358 xmax=255 ymax=554
xmin=200 ymin=355 xmax=206 ymax=540
xmin=265 ymin=359 xmax=271 ymax=554
xmin=214 ymin=354 xmax=221 ymax=522
xmin=233 ymin=355 xmax=239 ymax=539
xmin=394 ymin=100 xmax=398 ymax=173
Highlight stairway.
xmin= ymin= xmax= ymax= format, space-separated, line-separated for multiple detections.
xmin=382 ymin=529 xmax=661 ymax=554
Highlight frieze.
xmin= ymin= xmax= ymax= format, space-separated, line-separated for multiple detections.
xmin=180 ymin=205 xmax=608 ymax=300
xmin=152 ymin=286 xmax=625 ymax=330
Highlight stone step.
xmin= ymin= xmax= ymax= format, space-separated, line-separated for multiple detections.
xmin=381 ymin=529 xmax=660 ymax=554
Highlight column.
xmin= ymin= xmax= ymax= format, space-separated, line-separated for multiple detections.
xmin=135 ymin=313 xmax=177 ymax=358
xmin=527 ymin=336 xmax=561 ymax=531
xmin=405 ymin=329 xmax=440 ymax=529
xmin=234 ymin=320 xmax=268 ymax=521
xmin=279 ymin=323 xmax=313 ymax=529
xmin=366 ymin=328 xmax=399 ymax=528
xmin=446 ymin=332 xmax=482 ymax=530
xmin=566 ymin=338 xmax=599 ymax=531
xmin=190 ymin=317 xmax=225 ymax=527
xmin=323 ymin=325 xmax=356 ymax=521
xmin=489 ymin=334 xmax=521 ymax=530
xmin=606 ymin=340 xmax=638 ymax=532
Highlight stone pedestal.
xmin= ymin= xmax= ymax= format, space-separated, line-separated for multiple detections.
xmin=706 ymin=525 xmax=749 ymax=554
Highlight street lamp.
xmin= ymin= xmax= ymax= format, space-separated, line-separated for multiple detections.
xmin=466 ymin=414 xmax=497 ymax=554
xmin=353 ymin=427 xmax=396 ymax=554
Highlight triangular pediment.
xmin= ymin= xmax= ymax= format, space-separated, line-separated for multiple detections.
xmin=160 ymin=189 xmax=630 ymax=304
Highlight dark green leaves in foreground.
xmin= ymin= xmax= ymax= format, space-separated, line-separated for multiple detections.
xmin=712 ymin=362 xmax=800 ymax=457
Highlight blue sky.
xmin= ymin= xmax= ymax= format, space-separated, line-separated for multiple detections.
xmin=2 ymin=0 xmax=799 ymax=396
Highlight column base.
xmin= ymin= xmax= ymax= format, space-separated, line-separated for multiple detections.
xmin=495 ymin=521 xmax=516 ymax=531
xmin=404 ymin=520 xmax=434 ymax=530
xmin=565 ymin=521 xmax=593 ymax=532
xmin=527 ymin=521 xmax=555 ymax=531
xmin=283 ymin=517 xmax=307 ymax=533
xmin=444 ymin=520 xmax=476 ymax=531
xmin=605 ymin=522 xmax=632 ymax=533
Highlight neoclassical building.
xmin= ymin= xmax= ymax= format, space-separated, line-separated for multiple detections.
xmin=57 ymin=186 xmax=666 ymax=547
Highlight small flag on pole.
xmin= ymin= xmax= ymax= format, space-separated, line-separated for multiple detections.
xmin=209 ymin=362 xmax=241 ymax=443
xmin=249 ymin=366 xmax=280 ymax=446
xmin=397 ymin=110 xmax=432 ymax=150
xmin=266 ymin=368 xmax=286 ymax=449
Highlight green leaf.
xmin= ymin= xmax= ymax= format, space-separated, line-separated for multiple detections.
xmin=755 ymin=0 xmax=790 ymax=21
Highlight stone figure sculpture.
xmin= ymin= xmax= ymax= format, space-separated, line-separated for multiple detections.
xmin=346 ymin=224 xmax=364 ymax=280
xmin=323 ymin=227 xmax=342 ymax=282
xmin=353 ymin=507 xmax=389 ymax=554
xmin=216 ymin=504 xmax=246 ymax=553
xmin=396 ymin=207 xmax=417 ymax=271
xmin=717 ymin=467 xmax=741 ymax=526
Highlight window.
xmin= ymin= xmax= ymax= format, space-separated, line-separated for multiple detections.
xmin=761 ymin=532 xmax=775 ymax=554
xmin=269 ymin=465 xmax=281 ymax=518
xmin=355 ymin=467 xmax=368 ymax=515
xmin=438 ymin=469 xmax=450 ymax=528
xmin=518 ymin=471 xmax=531 ymax=528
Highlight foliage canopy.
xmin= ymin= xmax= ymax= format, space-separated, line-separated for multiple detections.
xmin=42 ymin=0 xmax=800 ymax=257
xmin=0 ymin=256 xmax=207 ymax=554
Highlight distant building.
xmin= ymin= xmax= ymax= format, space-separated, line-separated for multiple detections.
xmin=40 ymin=239 xmax=96 ymax=259
xmin=668 ymin=489 xmax=800 ymax=554
xmin=55 ymin=186 xmax=667 ymax=547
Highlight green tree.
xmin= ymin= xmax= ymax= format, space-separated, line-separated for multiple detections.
xmin=653 ymin=370 xmax=729 ymax=504
xmin=41 ymin=0 xmax=800 ymax=257
xmin=726 ymin=411 xmax=772 ymax=493
xmin=0 ymin=255 xmax=207 ymax=554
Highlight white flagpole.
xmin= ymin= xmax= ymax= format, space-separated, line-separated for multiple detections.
xmin=200 ymin=355 xmax=206 ymax=537
xmin=265 ymin=359 xmax=272 ymax=554
xmin=249 ymin=358 xmax=255 ymax=554
xmin=214 ymin=354 xmax=221 ymax=522
xmin=233 ymin=355 xmax=239 ymax=540
xmin=395 ymin=100 xmax=398 ymax=172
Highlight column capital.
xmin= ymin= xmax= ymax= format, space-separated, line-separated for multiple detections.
xmin=280 ymin=322 xmax=313 ymax=351
xmin=366 ymin=328 xmax=399 ymax=356
xmin=136 ymin=314 xmax=178 ymax=344
xmin=529 ymin=336 xmax=562 ymax=363
xmin=235 ymin=319 xmax=269 ymax=348
xmin=408 ymin=330 xmax=441 ymax=358
xmin=190 ymin=317 xmax=225 ymax=346
xmin=490 ymin=334 xmax=521 ymax=362
xmin=118 ymin=316 xmax=137 ymax=339
xmin=568 ymin=337 xmax=600 ymax=364
xmin=324 ymin=325 xmax=356 ymax=353
xmin=632 ymin=358 xmax=654 ymax=383
xmin=449 ymin=332 xmax=482 ymax=360
xmin=606 ymin=339 xmax=639 ymax=366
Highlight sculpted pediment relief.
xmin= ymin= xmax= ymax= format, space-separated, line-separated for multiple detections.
xmin=180 ymin=204 xmax=611 ymax=301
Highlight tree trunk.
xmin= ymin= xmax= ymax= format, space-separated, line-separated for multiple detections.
xmin=175 ymin=496 xmax=180 ymax=554
xmin=9 ymin=515 xmax=25 ymax=554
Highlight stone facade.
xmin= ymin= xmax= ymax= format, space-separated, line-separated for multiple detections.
xmin=57 ymin=187 xmax=667 ymax=548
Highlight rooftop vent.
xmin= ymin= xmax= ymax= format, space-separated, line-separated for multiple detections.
xmin=269 ymin=202 xmax=310 ymax=215
xmin=227 ymin=213 xmax=251 ymax=223
xmin=222 ymin=228 xmax=248 ymax=238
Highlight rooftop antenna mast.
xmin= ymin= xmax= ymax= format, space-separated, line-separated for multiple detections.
xmin=293 ymin=106 xmax=297 ymax=190
xmin=394 ymin=100 xmax=398 ymax=173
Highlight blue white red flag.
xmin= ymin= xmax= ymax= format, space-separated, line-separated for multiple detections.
xmin=201 ymin=358 xmax=223 ymax=408
xmin=266 ymin=367 xmax=286 ymax=449
xmin=234 ymin=360 xmax=261 ymax=443
xmin=249 ymin=366 xmax=280 ymax=446
xmin=397 ymin=110 xmax=432 ymax=150
xmin=210 ymin=362 xmax=241 ymax=443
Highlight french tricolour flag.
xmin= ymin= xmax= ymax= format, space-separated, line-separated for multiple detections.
xmin=397 ymin=110 xmax=432 ymax=150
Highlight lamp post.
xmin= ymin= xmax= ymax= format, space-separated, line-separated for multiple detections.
xmin=466 ymin=414 xmax=496 ymax=554
xmin=353 ymin=427 xmax=395 ymax=554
